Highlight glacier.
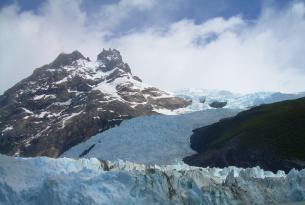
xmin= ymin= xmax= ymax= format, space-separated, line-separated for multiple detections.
xmin=62 ymin=109 xmax=239 ymax=164
xmin=173 ymin=88 xmax=305 ymax=112
xmin=0 ymin=154 xmax=304 ymax=205
xmin=61 ymin=89 xmax=305 ymax=164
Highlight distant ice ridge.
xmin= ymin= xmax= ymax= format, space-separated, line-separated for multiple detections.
xmin=0 ymin=154 xmax=304 ymax=205
xmin=61 ymin=109 xmax=240 ymax=164
xmin=173 ymin=88 xmax=305 ymax=113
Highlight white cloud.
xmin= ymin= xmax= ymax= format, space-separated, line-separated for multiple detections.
xmin=90 ymin=0 xmax=158 ymax=31
xmin=1 ymin=0 xmax=305 ymax=94
xmin=0 ymin=0 xmax=106 ymax=92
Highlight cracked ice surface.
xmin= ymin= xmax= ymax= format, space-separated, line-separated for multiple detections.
xmin=0 ymin=155 xmax=304 ymax=205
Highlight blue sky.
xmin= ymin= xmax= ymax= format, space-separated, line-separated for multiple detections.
xmin=0 ymin=0 xmax=292 ymax=34
xmin=1 ymin=0 xmax=305 ymax=93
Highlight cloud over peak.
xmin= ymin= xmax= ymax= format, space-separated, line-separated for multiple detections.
xmin=1 ymin=0 xmax=305 ymax=93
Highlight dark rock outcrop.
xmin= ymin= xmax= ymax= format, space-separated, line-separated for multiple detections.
xmin=209 ymin=101 xmax=227 ymax=108
xmin=97 ymin=48 xmax=131 ymax=73
xmin=0 ymin=49 xmax=190 ymax=157
xmin=199 ymin=96 xmax=206 ymax=104
xmin=51 ymin=50 xmax=86 ymax=68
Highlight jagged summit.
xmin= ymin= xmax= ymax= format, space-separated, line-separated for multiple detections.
xmin=0 ymin=48 xmax=190 ymax=157
xmin=97 ymin=48 xmax=131 ymax=73
xmin=51 ymin=50 xmax=87 ymax=68
xmin=97 ymin=48 xmax=122 ymax=64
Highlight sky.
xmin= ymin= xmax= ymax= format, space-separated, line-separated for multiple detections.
xmin=1 ymin=0 xmax=305 ymax=94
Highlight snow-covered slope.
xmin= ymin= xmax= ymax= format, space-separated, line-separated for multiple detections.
xmin=0 ymin=154 xmax=304 ymax=205
xmin=62 ymin=109 xmax=239 ymax=164
xmin=174 ymin=88 xmax=305 ymax=112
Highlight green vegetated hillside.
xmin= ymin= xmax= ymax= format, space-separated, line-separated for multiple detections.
xmin=184 ymin=97 xmax=305 ymax=172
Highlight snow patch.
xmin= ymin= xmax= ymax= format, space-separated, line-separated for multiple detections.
xmin=22 ymin=108 xmax=34 ymax=114
xmin=53 ymin=99 xmax=72 ymax=106
xmin=61 ymin=111 xmax=83 ymax=128
xmin=55 ymin=77 xmax=68 ymax=84
xmin=33 ymin=94 xmax=56 ymax=100
xmin=2 ymin=126 xmax=13 ymax=132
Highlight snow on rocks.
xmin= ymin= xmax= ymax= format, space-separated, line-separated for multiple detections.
xmin=0 ymin=154 xmax=304 ymax=205
xmin=2 ymin=126 xmax=13 ymax=133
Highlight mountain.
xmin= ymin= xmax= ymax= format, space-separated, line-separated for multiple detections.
xmin=174 ymin=88 xmax=305 ymax=113
xmin=61 ymin=109 xmax=239 ymax=164
xmin=0 ymin=49 xmax=190 ymax=157
xmin=184 ymin=97 xmax=305 ymax=172
xmin=0 ymin=154 xmax=304 ymax=205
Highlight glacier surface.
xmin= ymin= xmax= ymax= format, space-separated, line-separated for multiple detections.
xmin=0 ymin=155 xmax=304 ymax=205
xmin=174 ymin=88 xmax=305 ymax=113
xmin=62 ymin=109 xmax=239 ymax=164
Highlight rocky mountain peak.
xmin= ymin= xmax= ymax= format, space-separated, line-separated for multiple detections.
xmin=97 ymin=48 xmax=122 ymax=61
xmin=97 ymin=48 xmax=131 ymax=73
xmin=0 ymin=48 xmax=190 ymax=157
xmin=51 ymin=50 xmax=87 ymax=68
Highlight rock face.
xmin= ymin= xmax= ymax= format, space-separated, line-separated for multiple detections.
xmin=198 ymin=96 xmax=206 ymax=104
xmin=0 ymin=49 xmax=190 ymax=157
xmin=209 ymin=100 xmax=227 ymax=108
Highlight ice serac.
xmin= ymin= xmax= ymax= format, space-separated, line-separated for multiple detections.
xmin=0 ymin=154 xmax=304 ymax=205
xmin=0 ymin=49 xmax=190 ymax=157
